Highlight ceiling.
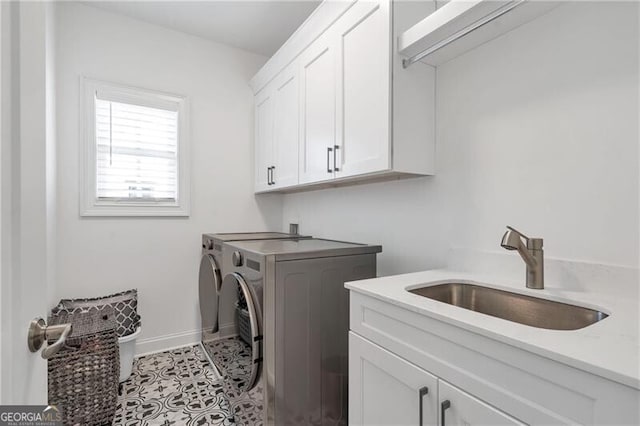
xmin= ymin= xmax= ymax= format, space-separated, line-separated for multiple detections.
xmin=85 ymin=1 xmax=322 ymax=57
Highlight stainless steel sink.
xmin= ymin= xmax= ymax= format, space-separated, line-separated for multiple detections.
xmin=409 ymin=283 xmax=608 ymax=330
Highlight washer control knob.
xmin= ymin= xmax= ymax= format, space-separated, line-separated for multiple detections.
xmin=203 ymin=239 xmax=213 ymax=250
xmin=232 ymin=251 xmax=243 ymax=267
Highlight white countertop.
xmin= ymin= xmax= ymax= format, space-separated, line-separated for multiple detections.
xmin=346 ymin=269 xmax=640 ymax=390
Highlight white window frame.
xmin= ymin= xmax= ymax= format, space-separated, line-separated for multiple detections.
xmin=80 ymin=77 xmax=190 ymax=217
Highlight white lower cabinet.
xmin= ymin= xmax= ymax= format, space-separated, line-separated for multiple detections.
xmin=350 ymin=332 xmax=438 ymax=426
xmin=349 ymin=292 xmax=640 ymax=426
xmin=350 ymin=332 xmax=525 ymax=426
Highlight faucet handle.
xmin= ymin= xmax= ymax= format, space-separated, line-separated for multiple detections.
xmin=507 ymin=226 xmax=543 ymax=249
xmin=506 ymin=226 xmax=530 ymax=240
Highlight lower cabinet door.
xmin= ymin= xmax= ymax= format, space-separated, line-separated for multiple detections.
xmin=349 ymin=332 xmax=438 ymax=426
xmin=438 ymin=381 xmax=526 ymax=426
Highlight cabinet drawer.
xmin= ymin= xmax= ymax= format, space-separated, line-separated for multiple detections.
xmin=439 ymin=380 xmax=525 ymax=426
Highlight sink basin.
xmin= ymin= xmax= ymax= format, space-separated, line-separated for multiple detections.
xmin=409 ymin=283 xmax=608 ymax=330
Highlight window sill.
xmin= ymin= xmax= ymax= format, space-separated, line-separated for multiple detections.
xmin=80 ymin=201 xmax=190 ymax=217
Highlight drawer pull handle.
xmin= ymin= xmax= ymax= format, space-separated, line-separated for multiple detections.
xmin=441 ymin=400 xmax=451 ymax=426
xmin=327 ymin=147 xmax=333 ymax=173
xmin=419 ymin=386 xmax=429 ymax=426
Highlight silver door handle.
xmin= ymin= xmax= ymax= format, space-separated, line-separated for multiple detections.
xmin=327 ymin=147 xmax=333 ymax=173
xmin=28 ymin=317 xmax=73 ymax=359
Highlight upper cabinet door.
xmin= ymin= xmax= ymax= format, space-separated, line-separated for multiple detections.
xmin=349 ymin=332 xmax=439 ymax=426
xmin=335 ymin=0 xmax=391 ymax=178
xmin=271 ymin=64 xmax=299 ymax=189
xmin=255 ymin=86 xmax=274 ymax=192
xmin=298 ymin=32 xmax=337 ymax=184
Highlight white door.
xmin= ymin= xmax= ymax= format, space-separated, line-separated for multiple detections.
xmin=0 ymin=0 xmax=4 ymax=403
xmin=335 ymin=0 xmax=391 ymax=178
xmin=271 ymin=64 xmax=299 ymax=189
xmin=349 ymin=332 xmax=439 ymax=426
xmin=254 ymin=85 xmax=274 ymax=192
xmin=1 ymin=1 xmax=52 ymax=404
xmin=439 ymin=381 xmax=526 ymax=426
xmin=298 ymin=32 xmax=337 ymax=184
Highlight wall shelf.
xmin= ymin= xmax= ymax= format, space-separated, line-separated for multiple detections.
xmin=398 ymin=0 xmax=559 ymax=67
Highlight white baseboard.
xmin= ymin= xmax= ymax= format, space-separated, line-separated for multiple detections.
xmin=218 ymin=322 xmax=235 ymax=338
xmin=134 ymin=322 xmax=239 ymax=358
xmin=135 ymin=328 xmax=201 ymax=357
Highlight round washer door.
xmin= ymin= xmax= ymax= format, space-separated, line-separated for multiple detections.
xmin=222 ymin=272 xmax=262 ymax=392
xmin=198 ymin=254 xmax=221 ymax=333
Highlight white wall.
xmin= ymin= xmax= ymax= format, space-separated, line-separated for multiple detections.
xmin=55 ymin=3 xmax=282 ymax=354
xmin=283 ymin=3 xmax=639 ymax=279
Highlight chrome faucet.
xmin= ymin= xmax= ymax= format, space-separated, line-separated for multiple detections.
xmin=500 ymin=226 xmax=544 ymax=289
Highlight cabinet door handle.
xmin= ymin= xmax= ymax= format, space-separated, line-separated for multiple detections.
xmin=418 ymin=386 xmax=429 ymax=426
xmin=441 ymin=400 xmax=451 ymax=426
xmin=327 ymin=147 xmax=333 ymax=173
xmin=334 ymin=145 xmax=340 ymax=172
xmin=271 ymin=166 xmax=276 ymax=185
xmin=267 ymin=167 xmax=273 ymax=185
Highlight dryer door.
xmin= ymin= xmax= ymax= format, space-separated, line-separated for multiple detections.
xmin=220 ymin=272 xmax=262 ymax=392
xmin=199 ymin=254 xmax=221 ymax=334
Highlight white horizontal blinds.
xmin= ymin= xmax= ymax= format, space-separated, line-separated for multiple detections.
xmin=95 ymin=95 xmax=179 ymax=201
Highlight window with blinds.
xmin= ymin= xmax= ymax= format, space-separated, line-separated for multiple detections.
xmin=95 ymin=98 xmax=178 ymax=201
xmin=81 ymin=78 xmax=189 ymax=217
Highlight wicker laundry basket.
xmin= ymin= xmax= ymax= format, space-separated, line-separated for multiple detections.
xmin=48 ymin=306 xmax=120 ymax=425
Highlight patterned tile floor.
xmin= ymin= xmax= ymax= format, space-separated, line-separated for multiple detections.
xmin=203 ymin=337 xmax=264 ymax=426
xmin=113 ymin=345 xmax=235 ymax=426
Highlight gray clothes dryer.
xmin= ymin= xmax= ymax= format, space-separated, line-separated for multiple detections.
xmin=198 ymin=232 xmax=308 ymax=356
xmin=207 ymin=238 xmax=382 ymax=426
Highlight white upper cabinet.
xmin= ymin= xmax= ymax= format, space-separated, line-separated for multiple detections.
xmin=272 ymin=64 xmax=299 ymax=189
xmin=255 ymin=64 xmax=300 ymax=191
xmin=298 ymin=32 xmax=337 ymax=184
xmin=254 ymin=87 xmax=274 ymax=192
xmin=335 ymin=1 xmax=391 ymax=178
xmin=251 ymin=0 xmax=437 ymax=193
